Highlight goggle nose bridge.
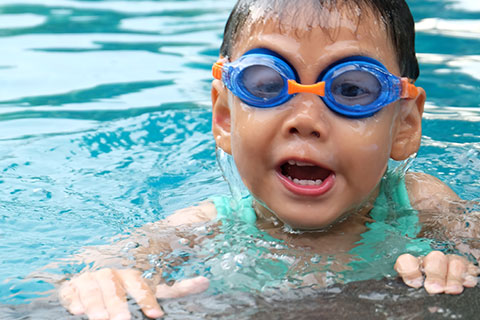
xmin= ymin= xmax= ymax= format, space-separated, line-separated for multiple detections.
xmin=287 ymin=80 xmax=326 ymax=97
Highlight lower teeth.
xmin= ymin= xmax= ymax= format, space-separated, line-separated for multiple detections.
xmin=289 ymin=176 xmax=323 ymax=186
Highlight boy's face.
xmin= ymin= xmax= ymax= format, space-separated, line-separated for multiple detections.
xmin=212 ymin=8 xmax=425 ymax=229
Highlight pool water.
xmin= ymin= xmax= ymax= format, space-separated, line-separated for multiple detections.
xmin=0 ymin=0 xmax=479 ymax=315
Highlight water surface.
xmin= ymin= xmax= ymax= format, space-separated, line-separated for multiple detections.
xmin=0 ymin=0 xmax=479 ymax=318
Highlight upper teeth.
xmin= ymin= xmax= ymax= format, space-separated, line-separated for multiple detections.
xmin=288 ymin=160 xmax=315 ymax=167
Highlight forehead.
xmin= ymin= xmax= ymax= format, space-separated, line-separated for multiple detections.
xmin=230 ymin=2 xmax=398 ymax=73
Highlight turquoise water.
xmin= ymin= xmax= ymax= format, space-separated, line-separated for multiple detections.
xmin=0 ymin=0 xmax=479 ymax=309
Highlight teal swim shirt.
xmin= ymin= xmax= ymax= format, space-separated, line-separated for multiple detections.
xmin=346 ymin=171 xmax=432 ymax=280
xmin=211 ymin=170 xmax=432 ymax=282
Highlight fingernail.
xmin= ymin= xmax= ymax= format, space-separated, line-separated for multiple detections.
xmin=69 ymin=305 xmax=85 ymax=315
xmin=144 ymin=309 xmax=164 ymax=319
xmin=445 ymin=285 xmax=463 ymax=294
xmin=425 ymin=282 xmax=444 ymax=294
xmin=464 ymin=275 xmax=478 ymax=287
xmin=405 ymin=278 xmax=423 ymax=288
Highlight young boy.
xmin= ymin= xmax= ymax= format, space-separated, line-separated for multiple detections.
xmin=59 ymin=0 xmax=479 ymax=319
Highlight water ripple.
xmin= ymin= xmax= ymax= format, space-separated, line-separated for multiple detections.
xmin=416 ymin=18 xmax=480 ymax=39
xmin=0 ymin=0 xmax=479 ymax=309
xmin=0 ymin=13 xmax=47 ymax=29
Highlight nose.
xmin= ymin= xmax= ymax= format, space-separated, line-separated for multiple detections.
xmin=282 ymin=94 xmax=330 ymax=140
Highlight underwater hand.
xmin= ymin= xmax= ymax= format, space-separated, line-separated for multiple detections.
xmin=59 ymin=268 xmax=209 ymax=320
xmin=394 ymin=251 xmax=479 ymax=294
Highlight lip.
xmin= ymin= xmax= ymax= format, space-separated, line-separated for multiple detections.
xmin=276 ymin=158 xmax=336 ymax=197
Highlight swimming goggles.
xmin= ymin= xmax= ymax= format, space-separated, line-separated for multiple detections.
xmin=212 ymin=48 xmax=419 ymax=118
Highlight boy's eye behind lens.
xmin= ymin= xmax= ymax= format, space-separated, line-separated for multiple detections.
xmin=242 ymin=65 xmax=284 ymax=99
xmin=331 ymin=71 xmax=381 ymax=106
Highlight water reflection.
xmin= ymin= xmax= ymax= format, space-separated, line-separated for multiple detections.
xmin=416 ymin=18 xmax=480 ymax=39
xmin=0 ymin=13 xmax=46 ymax=29
xmin=0 ymin=0 xmax=479 ymax=313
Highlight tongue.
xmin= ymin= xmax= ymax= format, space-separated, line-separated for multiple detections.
xmin=283 ymin=163 xmax=331 ymax=181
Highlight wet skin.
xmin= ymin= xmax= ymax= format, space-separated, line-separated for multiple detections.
xmin=212 ymin=9 xmax=424 ymax=230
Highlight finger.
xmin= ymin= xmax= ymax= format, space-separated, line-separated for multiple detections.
xmin=59 ymin=281 xmax=85 ymax=315
xmin=394 ymin=254 xmax=423 ymax=288
xmin=423 ymin=251 xmax=448 ymax=294
xmin=156 ymin=276 xmax=210 ymax=299
xmin=467 ymin=263 xmax=480 ymax=276
xmin=464 ymin=263 xmax=479 ymax=288
xmin=445 ymin=256 xmax=467 ymax=294
xmin=74 ymin=273 xmax=110 ymax=320
xmin=118 ymin=269 xmax=164 ymax=319
xmin=94 ymin=269 xmax=131 ymax=320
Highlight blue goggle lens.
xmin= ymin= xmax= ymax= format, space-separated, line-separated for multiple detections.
xmin=241 ymin=65 xmax=285 ymax=100
xmin=330 ymin=70 xmax=381 ymax=107
xmin=240 ymin=65 xmax=383 ymax=108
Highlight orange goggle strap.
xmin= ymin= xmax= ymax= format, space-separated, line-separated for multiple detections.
xmin=212 ymin=61 xmax=224 ymax=80
xmin=400 ymin=78 xmax=419 ymax=99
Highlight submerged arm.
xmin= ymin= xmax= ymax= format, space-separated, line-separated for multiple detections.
xmin=60 ymin=201 xmax=217 ymax=319
xmin=406 ymin=172 xmax=480 ymax=255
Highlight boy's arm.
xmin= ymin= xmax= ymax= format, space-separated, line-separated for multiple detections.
xmin=60 ymin=201 xmax=217 ymax=320
xmin=395 ymin=172 xmax=479 ymax=294
xmin=405 ymin=171 xmax=461 ymax=214
xmin=60 ymin=201 xmax=218 ymax=271
xmin=148 ymin=200 xmax=217 ymax=227
xmin=406 ymin=172 xmax=479 ymax=247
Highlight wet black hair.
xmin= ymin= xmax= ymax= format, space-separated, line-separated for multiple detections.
xmin=220 ymin=0 xmax=419 ymax=80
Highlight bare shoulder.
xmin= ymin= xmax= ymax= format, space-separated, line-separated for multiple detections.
xmin=148 ymin=200 xmax=218 ymax=228
xmin=405 ymin=171 xmax=460 ymax=212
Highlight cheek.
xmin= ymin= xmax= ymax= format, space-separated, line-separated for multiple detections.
xmin=230 ymin=103 xmax=283 ymax=192
xmin=229 ymin=112 xmax=262 ymax=187
xmin=231 ymin=134 xmax=264 ymax=193
xmin=338 ymin=122 xmax=394 ymax=187
xmin=230 ymin=101 xmax=283 ymax=155
xmin=353 ymin=143 xmax=389 ymax=176
xmin=230 ymin=117 xmax=258 ymax=158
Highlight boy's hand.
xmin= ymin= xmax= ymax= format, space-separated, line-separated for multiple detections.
xmin=394 ymin=251 xmax=479 ymax=294
xmin=59 ymin=268 xmax=209 ymax=320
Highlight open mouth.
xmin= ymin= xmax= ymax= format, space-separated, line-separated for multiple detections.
xmin=277 ymin=160 xmax=335 ymax=196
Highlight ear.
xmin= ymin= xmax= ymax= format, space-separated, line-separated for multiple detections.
xmin=390 ymin=87 xmax=426 ymax=160
xmin=211 ymin=79 xmax=232 ymax=154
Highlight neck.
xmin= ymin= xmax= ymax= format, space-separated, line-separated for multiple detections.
xmin=252 ymin=185 xmax=380 ymax=234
